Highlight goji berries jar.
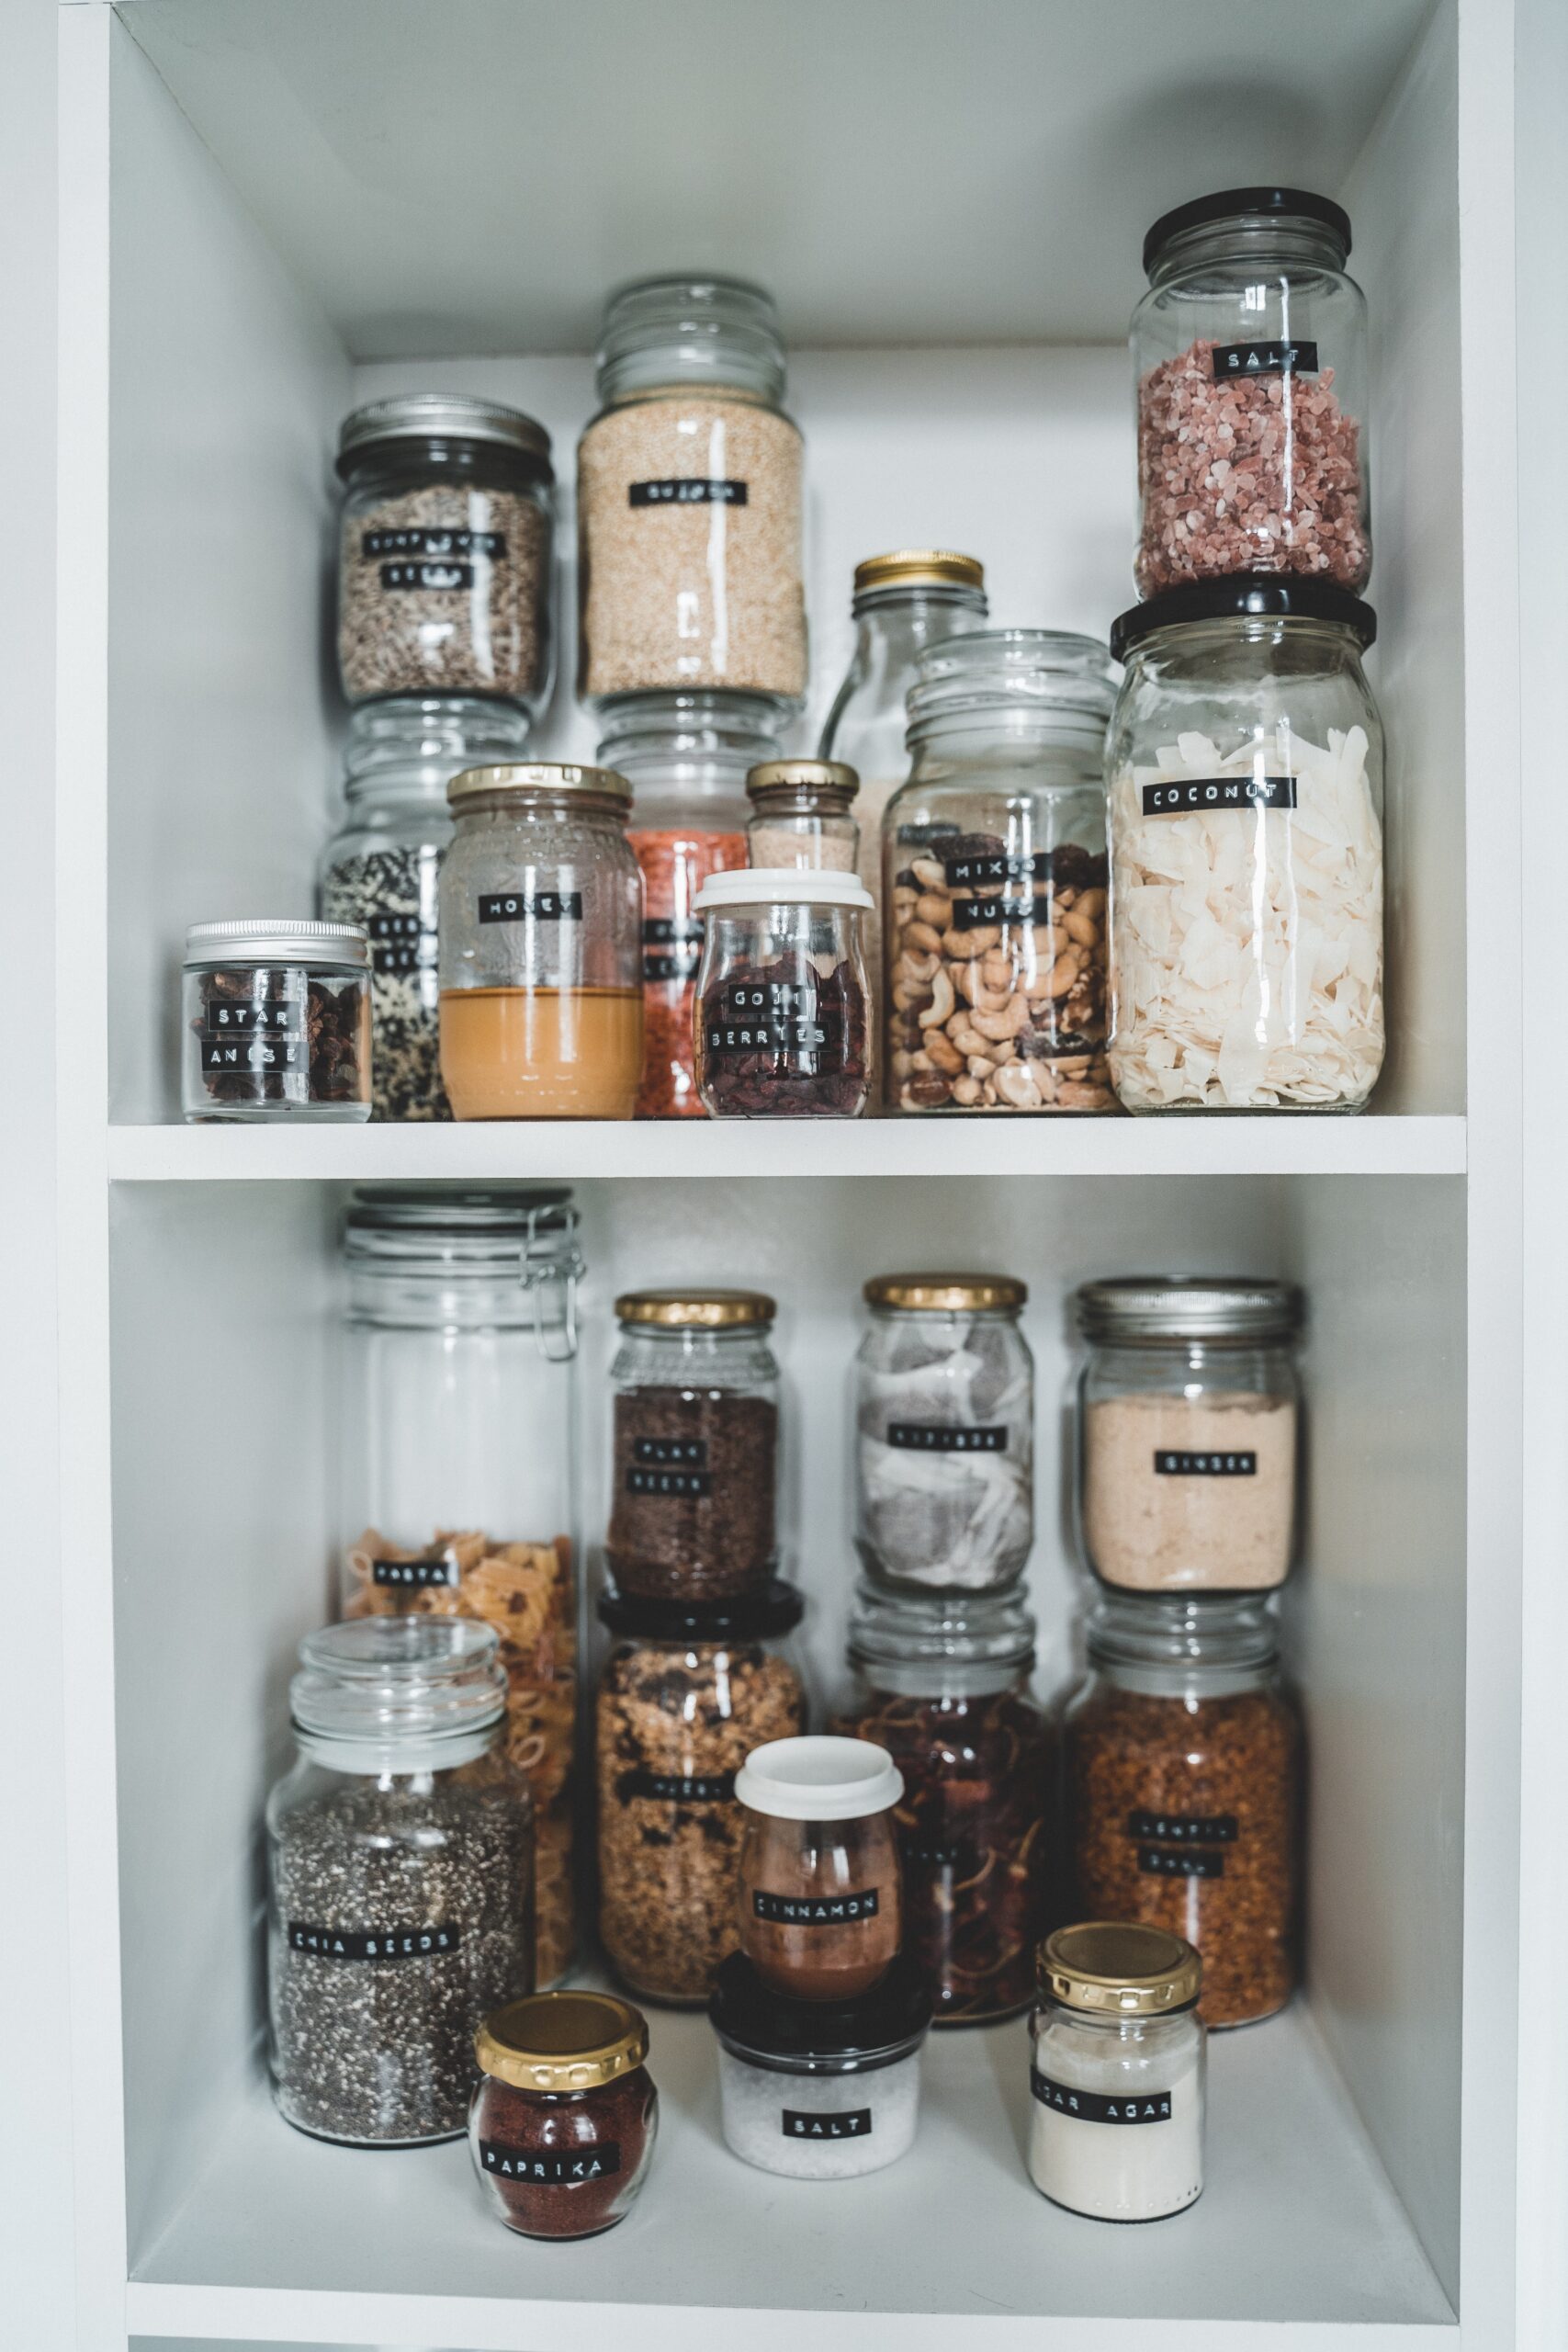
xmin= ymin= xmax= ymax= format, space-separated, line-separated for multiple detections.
xmin=693 ymin=869 xmax=873 ymax=1118
xmin=181 ymin=920 xmax=371 ymax=1122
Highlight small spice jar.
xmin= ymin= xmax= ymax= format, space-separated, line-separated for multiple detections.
xmin=605 ymin=1288 xmax=780 ymax=1600
xmin=595 ymin=1582 xmax=808 ymax=2007
xmin=182 ymin=920 xmax=371 ymax=1122
xmin=335 ymin=393 xmax=555 ymax=710
xmin=1062 ymin=1594 xmax=1301 ymax=2028
xmin=736 ymin=1735 xmax=904 ymax=2001
xmin=854 ymin=1272 xmax=1033 ymax=1596
xmin=693 ymin=869 xmax=873 ymax=1118
xmin=469 ymin=1991 xmax=657 ymax=2238
xmin=1134 ymin=187 xmax=1369 ymax=596
xmin=746 ymin=760 xmax=861 ymax=872
xmin=1029 ymin=1922 xmax=1205 ymax=2222
xmin=437 ymin=762 xmax=643 ymax=1120
xmin=1076 ymin=1277 xmax=1303 ymax=1594
xmin=709 ymin=1951 xmax=931 ymax=2179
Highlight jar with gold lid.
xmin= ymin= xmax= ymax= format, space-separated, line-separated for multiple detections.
xmin=468 ymin=1990 xmax=658 ymax=2237
xmin=746 ymin=759 xmax=861 ymax=873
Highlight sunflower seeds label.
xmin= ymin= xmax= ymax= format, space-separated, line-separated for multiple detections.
xmin=752 ymin=1888 xmax=879 ymax=1925
xmin=783 ymin=2108 xmax=873 ymax=2140
xmin=478 ymin=891 xmax=583 ymax=922
xmin=617 ymin=1770 xmax=735 ymax=1804
xmin=1127 ymin=1810 xmax=1238 ymax=1845
xmin=1032 ymin=2071 xmax=1172 ymax=2124
xmin=887 ymin=1423 xmax=1008 ymax=1453
xmin=370 ymin=1554 xmax=457 ymax=1590
xmin=363 ymin=527 xmax=506 ymax=559
xmin=629 ymin=478 xmax=748 ymax=507
xmin=479 ymin=2141 xmax=622 ymax=2183
xmin=288 ymin=1921 xmax=462 ymax=1961
xmin=1155 ymin=1450 xmax=1258 ymax=1476
xmin=1141 ymin=776 xmax=1297 ymax=817
xmin=379 ymin=560 xmax=476 ymax=593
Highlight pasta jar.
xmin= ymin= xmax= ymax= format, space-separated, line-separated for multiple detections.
xmin=709 ymin=1951 xmax=931 ymax=2179
xmin=469 ymin=1992 xmax=657 ymax=2240
xmin=339 ymin=1185 xmax=583 ymax=1987
xmin=596 ymin=690 xmax=784 ymax=1119
xmin=854 ymin=1272 xmax=1032 ymax=1596
xmin=1106 ymin=580 xmax=1384 ymax=1113
xmin=335 ymin=393 xmax=555 ymax=710
xmin=735 ymin=1736 xmax=904 ymax=2002
xmin=1076 ymin=1277 xmax=1303 ymax=1595
xmin=265 ymin=1619 xmax=535 ymax=2147
xmin=182 ymin=920 xmax=371 ymax=1122
xmin=746 ymin=760 xmax=860 ymax=873
xmin=886 ymin=629 xmax=1117 ymax=1114
xmin=1062 ymin=1593 xmax=1301 ymax=2028
xmin=437 ymin=762 xmax=643 ymax=1120
xmin=1134 ymin=187 xmax=1369 ymax=596
xmin=1030 ymin=1922 xmax=1205 ymax=2222
xmin=595 ymin=1582 xmax=808 ymax=2007
xmin=606 ymin=1288 xmax=780 ymax=1601
xmin=837 ymin=1587 xmax=1049 ymax=2024
xmin=693 ymin=869 xmax=873 ymax=1118
xmin=577 ymin=276 xmax=807 ymax=706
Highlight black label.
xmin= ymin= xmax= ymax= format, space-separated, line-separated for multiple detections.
xmin=642 ymin=915 xmax=704 ymax=984
xmin=379 ymin=560 xmax=475 ymax=592
xmin=371 ymin=1554 xmax=456 ymax=1590
xmin=1031 ymin=2071 xmax=1173 ymax=2125
xmin=363 ymin=527 xmax=506 ymax=560
xmin=288 ymin=1921 xmax=461 ymax=1961
xmin=782 ymin=2108 xmax=873 ymax=2140
xmin=199 ymin=1035 xmax=307 ymax=1073
xmin=1137 ymin=1845 xmax=1226 ymax=1879
xmin=367 ymin=911 xmax=434 ymax=976
xmin=886 ymin=1423 xmax=1008 ymax=1453
xmin=1128 ymin=1810 xmax=1238 ymax=1845
xmin=629 ymin=478 xmax=748 ymax=507
xmin=1155 ymin=1449 xmax=1257 ymax=1476
xmin=479 ymin=2140 xmax=622 ymax=2184
xmin=626 ymin=1465 xmax=712 ymax=1498
xmin=1141 ymin=775 xmax=1297 ymax=817
xmin=478 ymin=891 xmax=583 ymax=922
xmin=633 ymin=1436 xmax=708 ymax=1467
xmin=707 ymin=978 xmax=835 ymax=1058
xmin=950 ymin=892 xmax=1053 ymax=932
xmin=199 ymin=999 xmax=299 ymax=1036
xmin=942 ymin=849 xmax=1053 ymax=889
xmin=706 ymin=1017 xmax=832 ymax=1055
xmin=752 ymin=1888 xmax=879 ymax=1926
xmin=1211 ymin=338 xmax=1320 ymax=380
xmin=617 ymin=1770 xmax=735 ymax=1804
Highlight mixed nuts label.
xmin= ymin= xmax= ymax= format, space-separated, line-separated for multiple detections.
xmin=1210 ymin=338 xmax=1320 ymax=379
xmin=628 ymin=478 xmax=748 ymax=507
xmin=752 ymin=1889 xmax=879 ymax=1926
xmin=1141 ymin=775 xmax=1297 ymax=817
xmin=782 ymin=2108 xmax=872 ymax=2140
xmin=478 ymin=890 xmax=584 ymax=923
xmin=1032 ymin=2071 xmax=1173 ymax=2125
xmin=949 ymin=891 xmax=1055 ymax=931
xmin=288 ymin=1921 xmax=461 ymax=1962
xmin=1154 ymin=1450 xmax=1258 ymax=1476
xmin=479 ymin=2141 xmax=622 ymax=2183
xmin=887 ymin=1423 xmax=1008 ymax=1453
xmin=942 ymin=848 xmax=1055 ymax=888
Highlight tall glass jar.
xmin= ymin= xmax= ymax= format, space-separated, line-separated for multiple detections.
xmin=1106 ymin=582 xmax=1384 ymax=1114
xmin=1133 ymin=188 xmax=1369 ymax=596
xmin=886 ymin=630 xmax=1117 ymax=1114
xmin=694 ymin=869 xmax=873 ymax=1118
xmin=746 ymin=760 xmax=860 ymax=872
xmin=596 ymin=690 xmax=784 ymax=1119
xmin=339 ymin=1185 xmax=582 ymax=1987
xmin=577 ymin=277 xmax=807 ymax=705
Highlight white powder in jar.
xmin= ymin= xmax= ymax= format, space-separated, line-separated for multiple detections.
xmin=1083 ymin=1390 xmax=1296 ymax=1591
xmin=716 ymin=2045 xmax=920 ymax=2178
xmin=1028 ymin=2014 xmax=1203 ymax=2222
xmin=748 ymin=825 xmax=857 ymax=872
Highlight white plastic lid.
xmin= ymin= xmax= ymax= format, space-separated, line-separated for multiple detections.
xmin=693 ymin=867 xmax=874 ymax=914
xmin=734 ymin=1735 xmax=904 ymax=1821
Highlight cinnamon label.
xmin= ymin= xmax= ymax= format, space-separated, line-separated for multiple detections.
xmin=752 ymin=1888 xmax=879 ymax=1926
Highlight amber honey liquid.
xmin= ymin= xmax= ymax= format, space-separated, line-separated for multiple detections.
xmin=439 ymin=986 xmax=643 ymax=1119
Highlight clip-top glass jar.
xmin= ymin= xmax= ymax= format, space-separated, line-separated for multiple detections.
xmin=746 ymin=760 xmax=861 ymax=873
xmin=335 ymin=393 xmax=555 ymax=710
xmin=736 ymin=1736 xmax=905 ymax=2002
xmin=182 ymin=920 xmax=371 ymax=1123
xmin=1106 ymin=581 xmax=1384 ymax=1114
xmin=437 ymin=762 xmax=643 ymax=1120
xmin=577 ymin=277 xmax=807 ymax=705
xmin=1134 ymin=187 xmax=1369 ymax=597
xmin=469 ymin=1991 xmax=658 ymax=2239
xmin=886 ymin=630 xmax=1117 ymax=1114
xmin=694 ymin=869 xmax=873 ymax=1118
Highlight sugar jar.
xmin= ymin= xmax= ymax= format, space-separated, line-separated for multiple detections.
xmin=693 ymin=869 xmax=873 ymax=1118
xmin=736 ymin=1736 xmax=904 ymax=2002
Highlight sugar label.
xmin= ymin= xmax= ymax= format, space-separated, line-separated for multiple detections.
xmin=1210 ymin=338 xmax=1320 ymax=379
xmin=752 ymin=1889 xmax=879 ymax=1925
xmin=1141 ymin=776 xmax=1297 ymax=817
xmin=479 ymin=2141 xmax=622 ymax=2183
xmin=1032 ymin=2071 xmax=1173 ymax=2124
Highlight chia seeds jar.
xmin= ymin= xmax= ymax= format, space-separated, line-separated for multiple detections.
xmin=746 ymin=760 xmax=861 ymax=872
xmin=1134 ymin=187 xmax=1369 ymax=596
xmin=1106 ymin=582 xmax=1384 ymax=1113
xmin=736 ymin=1735 xmax=904 ymax=2002
xmin=577 ymin=277 xmax=807 ymax=706
xmin=854 ymin=1272 xmax=1033 ymax=1596
xmin=709 ymin=1951 xmax=931 ymax=2179
xmin=266 ymin=1619 xmax=535 ymax=2147
xmin=693 ymin=869 xmax=873 ymax=1118
xmin=886 ymin=630 xmax=1117 ymax=1114
xmin=437 ymin=762 xmax=643 ymax=1120
xmin=335 ymin=393 xmax=555 ymax=710
xmin=469 ymin=1992 xmax=658 ymax=2239
xmin=181 ymin=920 xmax=371 ymax=1122
xmin=1076 ymin=1277 xmax=1303 ymax=1595
xmin=605 ymin=1288 xmax=780 ymax=1601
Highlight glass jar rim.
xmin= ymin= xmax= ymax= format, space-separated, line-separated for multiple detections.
xmin=906 ymin=628 xmax=1118 ymax=735
xmin=1143 ymin=185 xmax=1351 ymax=276
xmin=344 ymin=1184 xmax=580 ymax=1274
xmin=847 ymin=1583 xmax=1036 ymax=1677
xmin=1086 ymin=1591 xmax=1280 ymax=1674
xmin=335 ymin=392 xmax=553 ymax=480
xmin=344 ymin=697 xmax=530 ymax=792
xmin=595 ymin=688 xmax=790 ymax=770
xmin=1077 ymin=1274 xmax=1301 ymax=1344
xmin=290 ymin=1617 xmax=508 ymax=1747
xmin=597 ymin=274 xmax=786 ymax=404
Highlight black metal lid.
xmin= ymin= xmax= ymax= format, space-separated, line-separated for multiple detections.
xmin=708 ymin=1951 xmax=931 ymax=2074
xmin=596 ymin=1578 xmax=805 ymax=1645
xmin=346 ymin=1184 xmax=574 ymax=1234
xmin=1144 ymin=186 xmax=1351 ymax=275
xmin=1111 ymin=575 xmax=1377 ymax=663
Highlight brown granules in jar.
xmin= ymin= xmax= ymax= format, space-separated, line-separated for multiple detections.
xmin=607 ymin=1388 xmax=778 ymax=1598
xmin=338 ymin=483 xmax=550 ymax=703
xmin=1083 ymin=1392 xmax=1297 ymax=1592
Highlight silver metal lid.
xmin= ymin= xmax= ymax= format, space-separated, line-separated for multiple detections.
xmin=1077 ymin=1275 xmax=1302 ymax=1343
xmin=336 ymin=393 xmax=553 ymax=472
xmin=448 ymin=760 xmax=631 ymax=806
xmin=184 ymin=919 xmax=369 ymax=968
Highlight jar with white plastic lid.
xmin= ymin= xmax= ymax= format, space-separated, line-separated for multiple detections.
xmin=693 ymin=868 xmax=873 ymax=1118
xmin=746 ymin=760 xmax=861 ymax=873
xmin=182 ymin=920 xmax=371 ymax=1122
xmin=736 ymin=1736 xmax=905 ymax=2003
xmin=709 ymin=1951 xmax=931 ymax=2179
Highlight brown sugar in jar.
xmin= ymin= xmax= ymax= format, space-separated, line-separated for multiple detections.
xmin=736 ymin=1736 xmax=904 ymax=2001
xmin=468 ymin=1991 xmax=657 ymax=2239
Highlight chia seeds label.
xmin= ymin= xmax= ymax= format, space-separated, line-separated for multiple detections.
xmin=479 ymin=890 xmax=584 ymax=922
xmin=629 ymin=478 xmax=748 ymax=507
xmin=943 ymin=848 xmax=1054 ymax=889
xmin=782 ymin=2108 xmax=872 ymax=2140
xmin=288 ymin=1921 xmax=462 ymax=1961
xmin=642 ymin=915 xmax=703 ymax=984
xmin=887 ymin=1423 xmax=1008 ymax=1453
xmin=370 ymin=1554 xmax=457 ymax=1590
xmin=950 ymin=892 xmax=1054 ymax=931
xmin=368 ymin=911 xmax=434 ymax=975
xmin=1141 ymin=776 xmax=1297 ymax=817
xmin=1210 ymin=338 xmax=1320 ymax=380
xmin=479 ymin=2141 xmax=622 ymax=2183
xmin=617 ymin=1770 xmax=735 ymax=1804
xmin=1127 ymin=1810 xmax=1238 ymax=1845
xmin=1154 ymin=1450 xmax=1258 ymax=1476
xmin=363 ymin=526 xmax=506 ymax=560
xmin=1032 ymin=2071 xmax=1173 ymax=2125
xmin=752 ymin=1889 xmax=879 ymax=1926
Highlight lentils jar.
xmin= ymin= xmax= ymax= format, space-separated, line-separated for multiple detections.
xmin=736 ymin=1736 xmax=905 ymax=2002
xmin=437 ymin=762 xmax=643 ymax=1119
xmin=470 ymin=1991 xmax=657 ymax=2238
xmin=694 ymin=869 xmax=873 ymax=1118
xmin=746 ymin=760 xmax=861 ymax=872
xmin=182 ymin=920 xmax=371 ymax=1122
xmin=1106 ymin=580 xmax=1384 ymax=1113
xmin=886 ymin=630 xmax=1117 ymax=1114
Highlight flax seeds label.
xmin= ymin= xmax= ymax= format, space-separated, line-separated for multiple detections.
xmin=478 ymin=890 xmax=583 ymax=922
xmin=617 ymin=1770 xmax=735 ymax=1804
xmin=1155 ymin=1449 xmax=1257 ymax=1476
xmin=368 ymin=911 xmax=434 ymax=976
xmin=1031 ymin=2071 xmax=1172 ymax=2125
xmin=887 ymin=1423 xmax=1008 ymax=1453
xmin=783 ymin=2108 xmax=873 ymax=2140
xmin=479 ymin=2141 xmax=622 ymax=2183
xmin=629 ymin=478 xmax=748 ymax=507
xmin=642 ymin=915 xmax=703 ymax=984
xmin=1141 ymin=775 xmax=1297 ymax=817
xmin=752 ymin=1889 xmax=879 ymax=1926
xmin=288 ymin=1922 xmax=461 ymax=1961
xmin=370 ymin=1553 xmax=457 ymax=1590
xmin=1211 ymin=338 xmax=1320 ymax=380
xmin=706 ymin=978 xmax=836 ymax=1059
xmin=626 ymin=1437 xmax=711 ymax=1498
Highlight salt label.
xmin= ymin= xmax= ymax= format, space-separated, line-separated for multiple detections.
xmin=782 ymin=2108 xmax=872 ymax=2140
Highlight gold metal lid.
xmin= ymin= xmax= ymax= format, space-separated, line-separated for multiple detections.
xmin=745 ymin=758 xmax=860 ymax=803
xmin=863 ymin=1272 xmax=1027 ymax=1313
xmin=474 ymin=1991 xmax=649 ymax=2091
xmin=615 ymin=1287 xmax=776 ymax=1329
xmin=853 ymin=549 xmax=985 ymax=594
xmin=448 ymin=761 xmax=631 ymax=805
xmin=1037 ymin=1922 xmax=1201 ymax=2016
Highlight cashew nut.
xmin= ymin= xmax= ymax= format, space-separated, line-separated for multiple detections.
xmin=1046 ymin=953 xmax=1078 ymax=998
xmin=970 ymin=980 xmax=1014 ymax=1015
xmin=914 ymin=893 xmax=951 ymax=928
xmin=918 ymin=967 xmax=956 ymax=1029
xmin=892 ymin=980 xmax=934 ymax=1013
xmin=911 ymin=858 xmax=948 ymax=891
xmin=1062 ymin=907 xmax=1100 ymax=948
xmin=924 ymin=1030 xmax=964 ymax=1075
xmin=904 ymin=920 xmax=945 ymax=956
xmin=897 ymin=949 xmax=940 ymax=985
xmin=966 ymin=1054 xmax=994 ymax=1080
xmin=972 ymin=997 xmax=1028 ymax=1041
xmin=994 ymin=1062 xmax=1043 ymax=1109
xmin=950 ymin=1023 xmax=990 ymax=1060
xmin=981 ymin=949 xmax=1015 ymax=991
xmin=946 ymin=922 xmax=999 ymax=958
xmin=951 ymin=1074 xmax=982 ymax=1106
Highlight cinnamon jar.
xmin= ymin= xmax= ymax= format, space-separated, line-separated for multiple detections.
xmin=468 ymin=1991 xmax=657 ymax=2239
xmin=735 ymin=1736 xmax=903 ymax=2001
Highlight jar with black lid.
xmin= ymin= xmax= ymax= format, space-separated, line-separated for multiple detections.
xmin=709 ymin=1951 xmax=931 ymax=2178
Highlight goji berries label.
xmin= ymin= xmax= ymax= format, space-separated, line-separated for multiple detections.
xmin=1210 ymin=339 xmax=1319 ymax=379
xmin=1032 ymin=2071 xmax=1172 ymax=2124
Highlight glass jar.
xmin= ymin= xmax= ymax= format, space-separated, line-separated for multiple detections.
xmin=319 ymin=698 xmax=530 ymax=1122
xmin=1106 ymin=581 xmax=1384 ymax=1114
xmin=335 ymin=393 xmax=555 ymax=710
xmin=693 ymin=869 xmax=873 ymax=1118
xmin=469 ymin=1991 xmax=657 ymax=2239
xmin=339 ymin=1185 xmax=583 ymax=1987
xmin=597 ymin=689 xmax=784 ymax=1119
xmin=709 ymin=1951 xmax=931 ymax=2178
xmin=1076 ymin=1277 xmax=1303 ymax=1594
xmin=746 ymin=760 xmax=860 ymax=872
xmin=595 ymin=1582 xmax=808 ymax=2007
xmin=836 ymin=1588 xmax=1049 ymax=2023
xmin=735 ymin=1736 xmax=904 ymax=2001
xmin=437 ymin=761 xmax=643 ymax=1120
xmin=853 ymin=1272 xmax=1033 ymax=1596
xmin=266 ymin=1619 xmax=535 ymax=2147
xmin=1061 ymin=1594 xmax=1301 ymax=2028
xmin=1029 ymin=1922 xmax=1205 ymax=2221
xmin=181 ymin=919 xmax=371 ymax=1122
xmin=606 ymin=1288 xmax=779 ymax=1601
xmin=886 ymin=630 xmax=1117 ymax=1114
xmin=1133 ymin=187 xmax=1369 ymax=597
xmin=577 ymin=277 xmax=807 ymax=705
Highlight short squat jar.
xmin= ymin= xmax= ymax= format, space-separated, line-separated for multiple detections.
xmin=746 ymin=760 xmax=861 ymax=873
xmin=182 ymin=920 xmax=371 ymax=1122
xmin=335 ymin=393 xmax=555 ymax=710
xmin=693 ymin=868 xmax=873 ymax=1118
xmin=736 ymin=1736 xmax=904 ymax=2002
xmin=709 ymin=1951 xmax=931 ymax=2179
xmin=469 ymin=1991 xmax=657 ymax=2239
xmin=1030 ymin=1922 xmax=1205 ymax=2222
xmin=437 ymin=762 xmax=643 ymax=1120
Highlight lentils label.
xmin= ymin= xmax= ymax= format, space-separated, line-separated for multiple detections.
xmin=1210 ymin=338 xmax=1320 ymax=380
xmin=479 ymin=2140 xmax=622 ymax=2183
xmin=370 ymin=1554 xmax=457 ymax=1590
xmin=1141 ymin=775 xmax=1298 ymax=817
xmin=752 ymin=1888 xmax=879 ymax=1926
xmin=1128 ymin=1810 xmax=1238 ymax=1844
xmin=628 ymin=478 xmax=749 ymax=507
xmin=478 ymin=891 xmax=584 ymax=923
xmin=617 ymin=1770 xmax=735 ymax=1804
xmin=887 ymin=1422 xmax=1008 ymax=1453
xmin=1032 ymin=2071 xmax=1173 ymax=2125
xmin=1154 ymin=1450 xmax=1258 ymax=1476
xmin=287 ymin=1920 xmax=462 ymax=1961
xmin=783 ymin=2108 xmax=872 ymax=2140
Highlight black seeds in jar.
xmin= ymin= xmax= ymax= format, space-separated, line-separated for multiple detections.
xmin=338 ymin=484 xmax=550 ymax=705
xmin=321 ymin=845 xmax=450 ymax=1120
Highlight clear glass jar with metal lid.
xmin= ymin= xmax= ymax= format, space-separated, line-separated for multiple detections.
xmin=606 ymin=1288 xmax=781 ymax=1602
xmin=335 ymin=393 xmax=555 ymax=709
xmin=468 ymin=1990 xmax=658 ymax=2238
xmin=339 ymin=1185 xmax=584 ymax=1987
xmin=437 ymin=761 xmax=643 ymax=1120
xmin=577 ymin=277 xmax=807 ymax=705
xmin=886 ymin=629 xmax=1117 ymax=1114
xmin=1029 ymin=1922 xmax=1205 ymax=2220
xmin=181 ymin=919 xmax=371 ymax=1122
xmin=854 ymin=1272 xmax=1033 ymax=1595
xmin=265 ymin=1619 xmax=535 ymax=2148
xmin=1106 ymin=580 xmax=1384 ymax=1114
xmin=693 ymin=868 xmax=874 ymax=1118
xmin=1134 ymin=187 xmax=1369 ymax=597
xmin=1076 ymin=1276 xmax=1303 ymax=1596
xmin=747 ymin=760 xmax=861 ymax=873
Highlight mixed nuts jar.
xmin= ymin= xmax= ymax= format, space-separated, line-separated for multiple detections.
xmin=693 ymin=868 xmax=874 ymax=1118
xmin=709 ymin=1951 xmax=931 ymax=2179
xmin=182 ymin=919 xmax=371 ymax=1122
xmin=736 ymin=1736 xmax=905 ymax=2002
xmin=469 ymin=1991 xmax=657 ymax=2239
xmin=746 ymin=760 xmax=861 ymax=872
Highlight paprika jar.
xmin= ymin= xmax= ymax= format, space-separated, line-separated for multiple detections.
xmin=469 ymin=1991 xmax=657 ymax=2238
xmin=736 ymin=1735 xmax=904 ymax=2002
xmin=746 ymin=759 xmax=860 ymax=872
xmin=693 ymin=868 xmax=873 ymax=1118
